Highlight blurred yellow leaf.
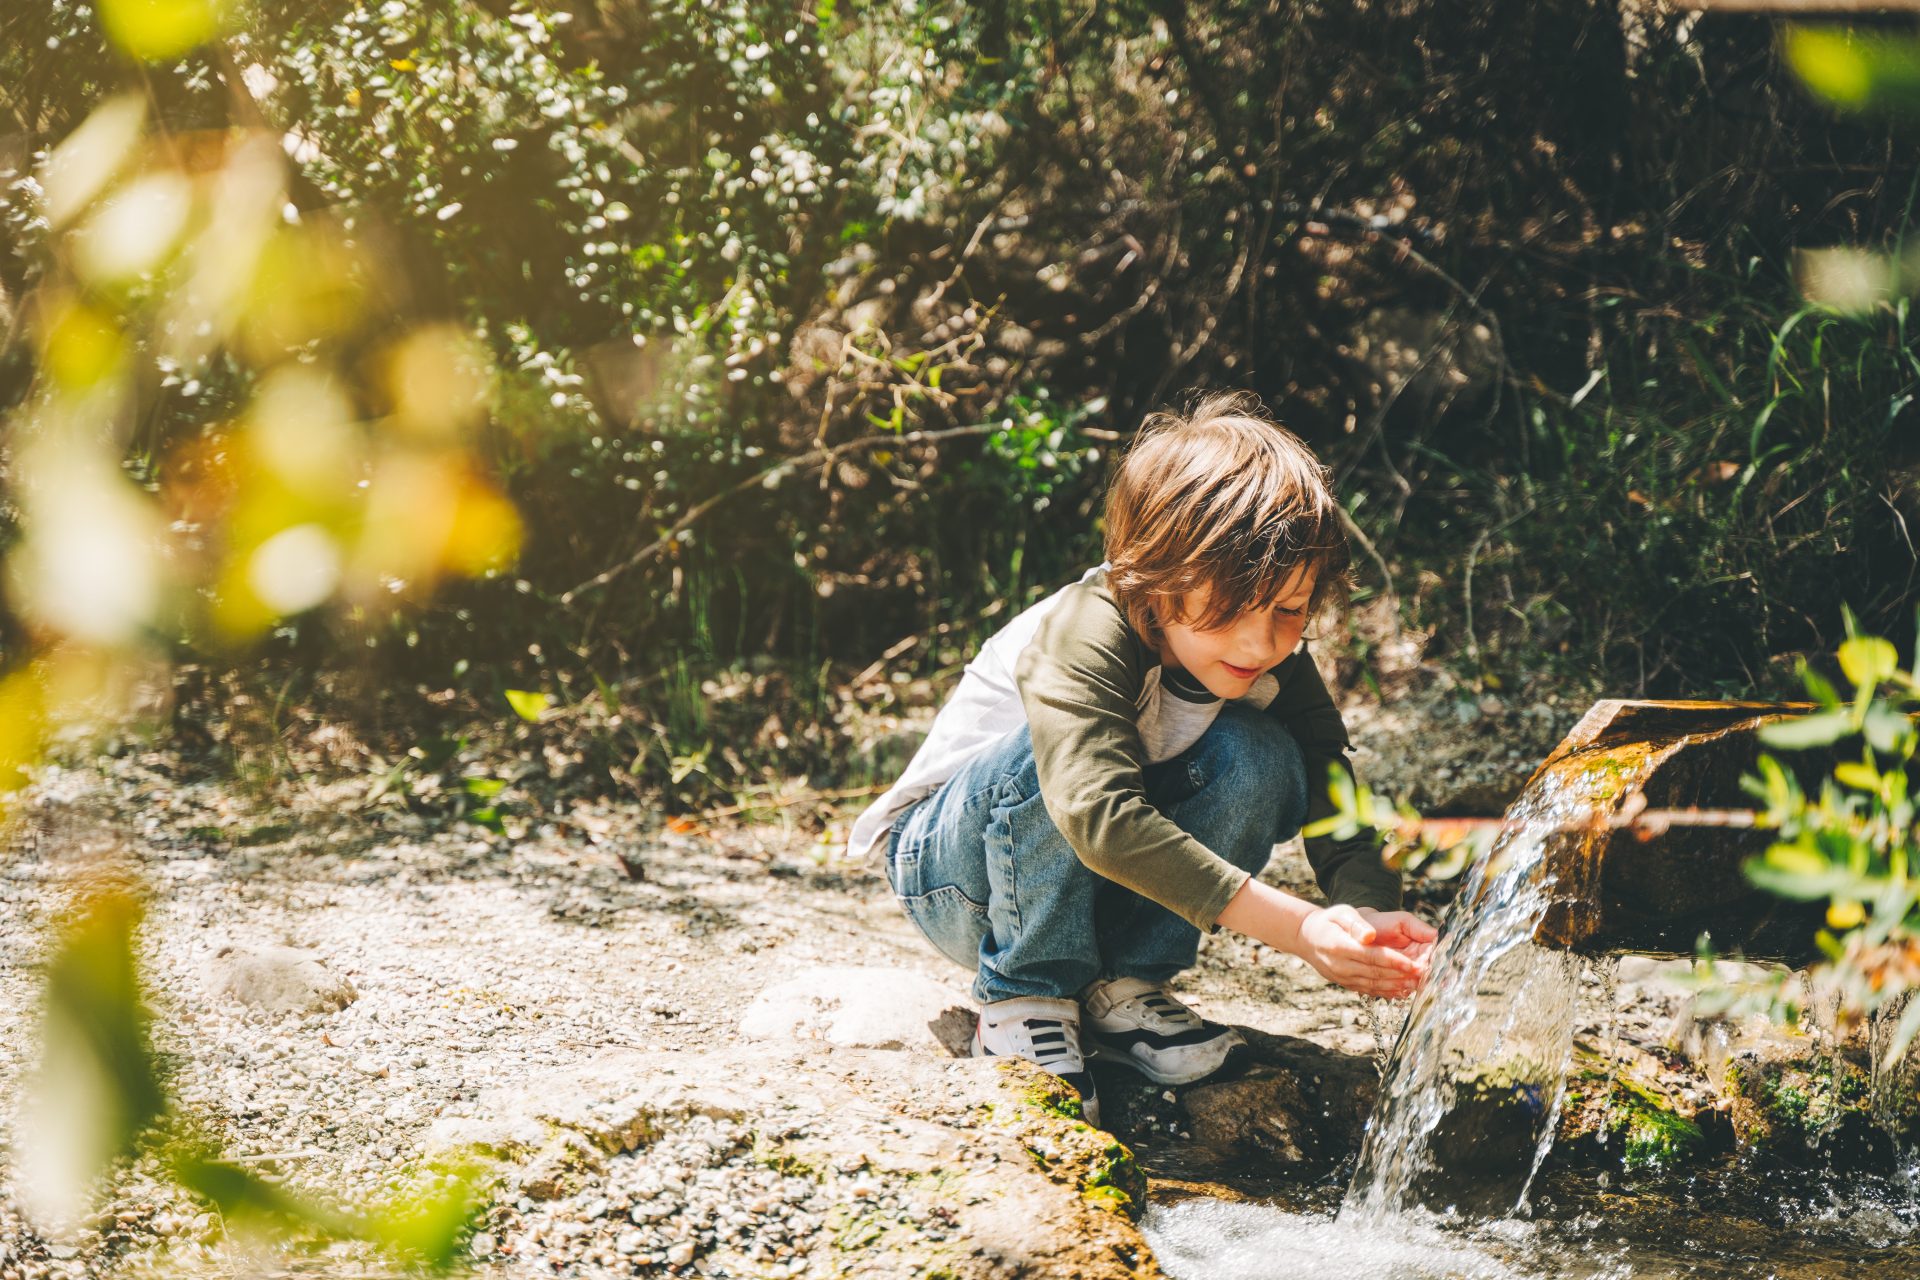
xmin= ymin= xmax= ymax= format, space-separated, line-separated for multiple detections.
xmin=20 ymin=884 xmax=163 ymax=1235
xmin=97 ymin=0 xmax=234 ymax=62
xmin=40 ymin=95 xmax=145 ymax=229
xmin=389 ymin=57 xmax=417 ymax=71
xmin=384 ymin=326 xmax=490 ymax=438
xmin=1787 ymin=27 xmax=1874 ymax=108
xmin=1785 ymin=25 xmax=1920 ymax=116
xmin=1764 ymin=843 xmax=1829 ymax=878
xmin=504 ymin=689 xmax=550 ymax=721
xmin=236 ymin=222 xmax=366 ymax=360
xmin=7 ymin=438 xmax=165 ymax=645
xmin=1839 ymin=635 xmax=1900 ymax=689
xmin=0 ymin=667 xmax=49 ymax=795
xmin=39 ymin=300 xmax=126 ymax=390
xmin=443 ymin=475 xmax=523 ymax=575
xmin=1835 ymin=761 xmax=1885 ymax=794
xmin=74 ymin=172 xmax=195 ymax=284
xmin=209 ymin=558 xmax=279 ymax=640
xmin=247 ymin=524 xmax=343 ymax=615
xmin=1828 ymin=898 xmax=1866 ymax=929
xmin=246 ymin=364 xmax=361 ymax=496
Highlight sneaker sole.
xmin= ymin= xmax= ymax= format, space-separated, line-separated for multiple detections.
xmin=1085 ymin=1032 xmax=1246 ymax=1086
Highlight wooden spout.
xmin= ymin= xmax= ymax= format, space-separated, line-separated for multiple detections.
xmin=1498 ymin=699 xmax=1826 ymax=963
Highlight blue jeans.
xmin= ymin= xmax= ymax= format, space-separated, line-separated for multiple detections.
xmin=883 ymin=703 xmax=1310 ymax=1004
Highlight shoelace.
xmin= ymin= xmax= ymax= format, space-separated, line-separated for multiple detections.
xmin=1138 ymin=992 xmax=1199 ymax=1025
xmin=1021 ymin=1017 xmax=1078 ymax=1066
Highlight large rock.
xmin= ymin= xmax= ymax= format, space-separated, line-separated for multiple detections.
xmin=737 ymin=965 xmax=974 ymax=1053
xmin=204 ymin=944 xmax=356 ymax=1014
xmin=425 ymin=1044 xmax=1160 ymax=1277
xmin=1181 ymin=1068 xmax=1321 ymax=1165
xmin=423 ymin=1048 xmax=750 ymax=1161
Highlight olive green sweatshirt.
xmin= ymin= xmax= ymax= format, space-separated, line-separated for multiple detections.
xmin=1012 ymin=571 xmax=1402 ymax=931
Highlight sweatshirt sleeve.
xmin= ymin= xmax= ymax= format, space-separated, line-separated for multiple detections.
xmin=1013 ymin=582 xmax=1253 ymax=931
xmin=1263 ymin=646 xmax=1404 ymax=912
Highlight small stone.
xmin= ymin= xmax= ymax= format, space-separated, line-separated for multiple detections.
xmin=667 ymin=1241 xmax=695 ymax=1266
xmin=616 ymin=1231 xmax=644 ymax=1255
xmin=470 ymin=1231 xmax=496 ymax=1258
xmin=204 ymin=945 xmax=357 ymax=1014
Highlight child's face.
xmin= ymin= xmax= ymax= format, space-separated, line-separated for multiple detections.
xmin=1157 ymin=566 xmax=1317 ymax=699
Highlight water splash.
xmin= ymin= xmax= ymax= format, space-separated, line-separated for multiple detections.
xmin=1591 ymin=956 xmax=1621 ymax=1148
xmin=1144 ymin=1197 xmax=1628 ymax=1280
xmin=1342 ymin=751 xmax=1658 ymax=1223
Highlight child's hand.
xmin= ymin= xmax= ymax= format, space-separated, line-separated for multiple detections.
xmin=1296 ymin=904 xmax=1428 ymax=999
xmin=1356 ymin=907 xmax=1439 ymax=973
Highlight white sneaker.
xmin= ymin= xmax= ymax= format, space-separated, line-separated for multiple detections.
xmin=1081 ymin=977 xmax=1245 ymax=1085
xmin=971 ymin=996 xmax=1101 ymax=1126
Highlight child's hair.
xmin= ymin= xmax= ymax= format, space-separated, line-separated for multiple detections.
xmin=1104 ymin=389 xmax=1351 ymax=649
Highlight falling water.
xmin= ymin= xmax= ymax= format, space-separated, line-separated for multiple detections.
xmin=1870 ymin=992 xmax=1920 ymax=1184
xmin=1591 ymin=956 xmax=1621 ymax=1149
xmin=1340 ymin=750 xmax=1658 ymax=1223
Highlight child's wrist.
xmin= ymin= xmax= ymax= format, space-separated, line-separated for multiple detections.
xmin=1216 ymin=877 xmax=1315 ymax=955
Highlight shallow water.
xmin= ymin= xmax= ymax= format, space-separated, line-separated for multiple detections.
xmin=1144 ymin=1164 xmax=1920 ymax=1280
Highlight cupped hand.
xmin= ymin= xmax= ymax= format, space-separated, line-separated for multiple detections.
xmin=1297 ymin=904 xmax=1426 ymax=999
xmin=1356 ymin=907 xmax=1439 ymax=972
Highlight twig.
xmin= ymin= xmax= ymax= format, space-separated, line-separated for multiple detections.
xmin=1335 ymin=502 xmax=1397 ymax=609
xmin=1394 ymin=804 xmax=1762 ymax=851
xmin=559 ymin=422 xmax=1000 ymax=603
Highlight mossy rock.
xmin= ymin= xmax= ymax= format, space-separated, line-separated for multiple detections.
xmin=1556 ymin=1065 xmax=1723 ymax=1172
xmin=1724 ymin=1050 xmax=1897 ymax=1169
xmin=992 ymin=1060 xmax=1148 ymax=1221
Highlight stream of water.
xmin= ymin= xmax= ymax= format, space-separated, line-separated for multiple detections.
xmin=1341 ymin=758 xmax=1626 ymax=1224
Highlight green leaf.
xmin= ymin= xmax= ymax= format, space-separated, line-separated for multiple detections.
xmin=1863 ymin=703 xmax=1914 ymax=754
xmin=1759 ymin=709 xmax=1854 ymax=750
xmin=1765 ymin=843 xmax=1831 ymax=878
xmin=1798 ymin=661 xmax=1842 ymax=707
xmin=98 ymin=0 xmax=233 ymax=62
xmin=23 ymin=887 xmax=166 ymax=1229
xmin=504 ymin=689 xmax=550 ymax=721
xmin=1834 ymin=761 xmax=1885 ymax=793
xmin=362 ymin=1161 xmax=492 ymax=1271
xmin=1785 ymin=25 xmax=1920 ymax=116
xmin=1839 ymin=636 xmax=1901 ymax=689
xmin=463 ymin=776 xmax=506 ymax=799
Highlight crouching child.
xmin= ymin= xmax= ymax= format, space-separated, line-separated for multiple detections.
xmin=847 ymin=391 xmax=1435 ymax=1124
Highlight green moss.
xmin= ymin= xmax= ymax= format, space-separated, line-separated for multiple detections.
xmin=833 ymin=1212 xmax=884 ymax=1251
xmin=752 ymin=1139 xmax=816 ymax=1179
xmin=1612 ymin=1100 xmax=1704 ymax=1171
xmin=1081 ymin=1141 xmax=1144 ymax=1218
xmin=1580 ymin=1069 xmax=1706 ymax=1170
xmin=1021 ymin=1079 xmax=1084 ymax=1123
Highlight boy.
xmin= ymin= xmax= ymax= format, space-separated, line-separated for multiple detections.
xmin=847 ymin=391 xmax=1435 ymax=1124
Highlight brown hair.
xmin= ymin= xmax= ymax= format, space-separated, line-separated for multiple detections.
xmin=1104 ymin=389 xmax=1350 ymax=649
